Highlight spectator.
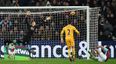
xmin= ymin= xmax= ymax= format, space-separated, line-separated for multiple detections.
xmin=51 ymin=0 xmax=57 ymax=6
xmin=102 ymin=20 xmax=113 ymax=39
xmin=106 ymin=9 xmax=115 ymax=26
xmin=63 ymin=1 xmax=69 ymax=6
xmin=0 ymin=16 xmax=12 ymax=32
xmin=12 ymin=0 xmax=19 ymax=6
xmin=74 ymin=0 xmax=79 ymax=6
xmin=0 ymin=0 xmax=12 ymax=6
xmin=38 ymin=26 xmax=44 ymax=40
xmin=29 ymin=0 xmax=36 ymax=6
xmin=18 ymin=0 xmax=31 ymax=6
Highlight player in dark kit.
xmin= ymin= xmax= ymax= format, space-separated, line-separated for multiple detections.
xmin=23 ymin=17 xmax=37 ymax=45
xmin=22 ymin=11 xmax=39 ymax=56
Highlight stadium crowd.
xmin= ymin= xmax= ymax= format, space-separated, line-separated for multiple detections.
xmin=0 ymin=0 xmax=116 ymax=41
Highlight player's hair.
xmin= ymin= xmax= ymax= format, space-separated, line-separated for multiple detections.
xmin=67 ymin=18 xmax=73 ymax=24
xmin=106 ymin=45 xmax=110 ymax=51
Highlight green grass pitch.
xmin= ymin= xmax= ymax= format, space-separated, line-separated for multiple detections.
xmin=0 ymin=58 xmax=116 ymax=64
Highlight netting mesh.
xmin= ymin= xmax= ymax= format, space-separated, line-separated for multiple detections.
xmin=0 ymin=7 xmax=99 ymax=58
xmin=0 ymin=8 xmax=87 ymax=42
xmin=89 ymin=8 xmax=99 ymax=50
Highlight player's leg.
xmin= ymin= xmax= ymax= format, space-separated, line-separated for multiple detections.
xmin=89 ymin=49 xmax=105 ymax=63
xmin=96 ymin=49 xmax=107 ymax=61
xmin=8 ymin=50 xmax=11 ymax=59
xmin=88 ymin=50 xmax=99 ymax=62
xmin=12 ymin=50 xmax=15 ymax=60
xmin=13 ymin=54 xmax=15 ymax=60
xmin=94 ymin=49 xmax=107 ymax=63
xmin=68 ymin=46 xmax=73 ymax=62
xmin=8 ymin=52 xmax=12 ymax=59
xmin=100 ymin=62 xmax=102 ymax=64
xmin=98 ymin=55 xmax=103 ymax=64
xmin=71 ymin=46 xmax=76 ymax=64
xmin=66 ymin=39 xmax=72 ymax=62
xmin=0 ymin=51 xmax=4 ymax=59
xmin=71 ymin=39 xmax=76 ymax=62
xmin=8 ymin=53 xmax=10 ymax=59
xmin=23 ymin=35 xmax=33 ymax=58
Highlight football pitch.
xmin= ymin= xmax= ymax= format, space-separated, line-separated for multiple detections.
xmin=1 ymin=58 xmax=116 ymax=64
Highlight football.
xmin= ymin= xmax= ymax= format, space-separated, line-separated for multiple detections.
xmin=70 ymin=11 xmax=76 ymax=15
xmin=26 ymin=11 xmax=31 ymax=16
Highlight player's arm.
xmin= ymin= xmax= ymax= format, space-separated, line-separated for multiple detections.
xmin=60 ymin=28 xmax=65 ymax=43
xmin=97 ymin=46 xmax=104 ymax=49
xmin=74 ymin=27 xmax=80 ymax=35
xmin=23 ymin=11 xmax=31 ymax=26
xmin=97 ymin=46 xmax=108 ymax=52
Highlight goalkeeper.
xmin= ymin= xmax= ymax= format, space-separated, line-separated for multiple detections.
xmin=22 ymin=11 xmax=39 ymax=57
xmin=60 ymin=20 xmax=80 ymax=63
xmin=23 ymin=11 xmax=38 ymax=45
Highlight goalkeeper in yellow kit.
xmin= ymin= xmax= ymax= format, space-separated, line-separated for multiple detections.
xmin=60 ymin=21 xmax=80 ymax=63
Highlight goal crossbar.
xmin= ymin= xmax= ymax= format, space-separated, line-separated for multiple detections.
xmin=0 ymin=6 xmax=89 ymax=9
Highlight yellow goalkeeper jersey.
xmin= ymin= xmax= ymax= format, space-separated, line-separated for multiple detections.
xmin=60 ymin=24 xmax=80 ymax=39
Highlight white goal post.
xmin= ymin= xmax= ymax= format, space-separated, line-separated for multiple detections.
xmin=0 ymin=6 xmax=99 ymax=59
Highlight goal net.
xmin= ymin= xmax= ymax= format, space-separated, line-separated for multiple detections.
xmin=0 ymin=6 xmax=99 ymax=59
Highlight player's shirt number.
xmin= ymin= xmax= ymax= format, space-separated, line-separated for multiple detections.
xmin=67 ymin=29 xmax=70 ymax=35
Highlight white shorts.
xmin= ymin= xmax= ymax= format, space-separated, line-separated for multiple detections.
xmin=97 ymin=49 xmax=107 ymax=62
xmin=8 ymin=49 xmax=15 ymax=55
